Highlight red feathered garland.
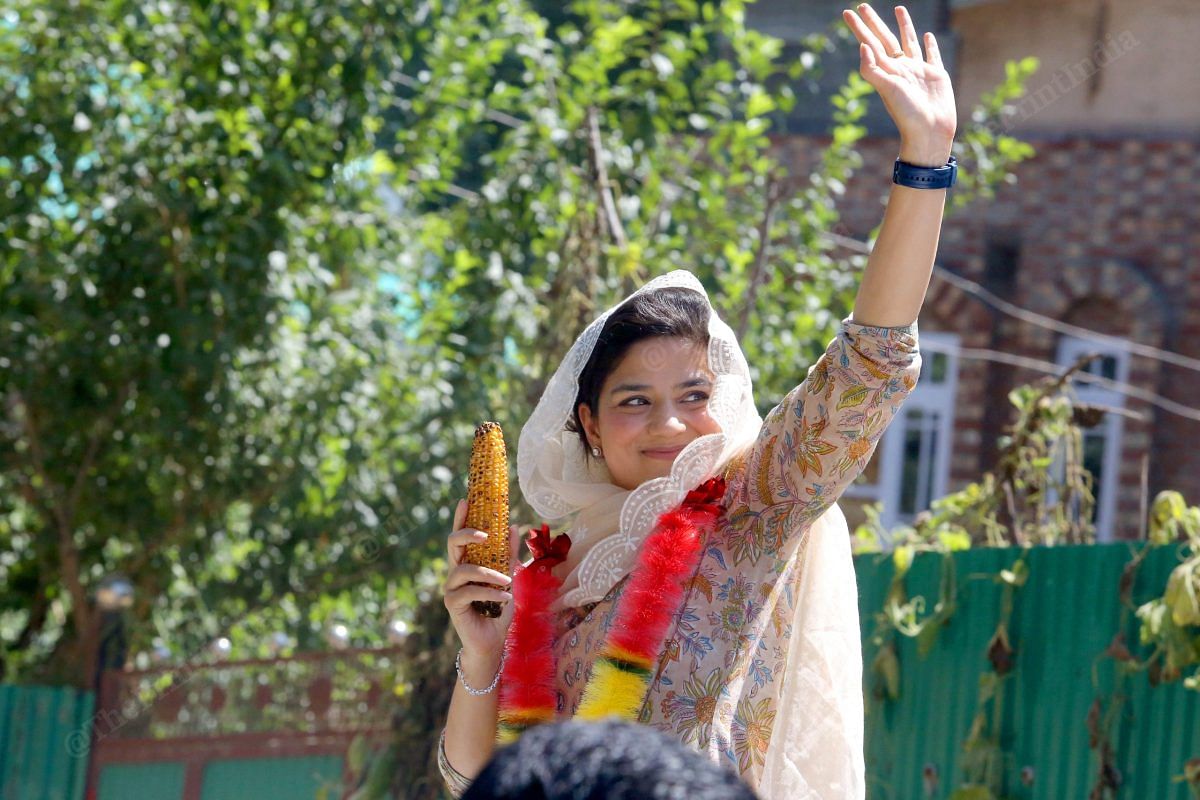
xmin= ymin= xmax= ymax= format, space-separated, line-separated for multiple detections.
xmin=496 ymin=476 xmax=726 ymax=741
xmin=606 ymin=478 xmax=725 ymax=661
xmin=496 ymin=523 xmax=567 ymax=740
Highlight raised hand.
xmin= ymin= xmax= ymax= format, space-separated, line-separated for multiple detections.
xmin=842 ymin=3 xmax=957 ymax=166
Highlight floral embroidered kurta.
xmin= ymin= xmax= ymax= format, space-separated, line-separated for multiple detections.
xmin=440 ymin=318 xmax=920 ymax=796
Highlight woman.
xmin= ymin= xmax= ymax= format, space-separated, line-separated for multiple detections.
xmin=440 ymin=4 xmax=956 ymax=798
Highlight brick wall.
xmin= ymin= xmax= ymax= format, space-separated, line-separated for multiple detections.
xmin=776 ymin=134 xmax=1200 ymax=539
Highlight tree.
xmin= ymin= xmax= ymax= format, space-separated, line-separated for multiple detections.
xmin=0 ymin=0 xmax=442 ymax=683
xmin=0 ymin=0 xmax=1035 ymax=700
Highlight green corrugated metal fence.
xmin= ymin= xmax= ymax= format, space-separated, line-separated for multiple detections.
xmin=0 ymin=684 xmax=93 ymax=800
xmin=4 ymin=543 xmax=1196 ymax=800
xmin=857 ymin=542 xmax=1200 ymax=799
xmin=92 ymin=755 xmax=344 ymax=800
xmin=197 ymin=756 xmax=344 ymax=800
xmin=96 ymin=762 xmax=185 ymax=800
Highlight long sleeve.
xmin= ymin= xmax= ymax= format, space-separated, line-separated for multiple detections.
xmin=727 ymin=318 xmax=920 ymax=534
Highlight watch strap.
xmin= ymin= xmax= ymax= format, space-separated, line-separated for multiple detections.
xmin=893 ymin=155 xmax=957 ymax=190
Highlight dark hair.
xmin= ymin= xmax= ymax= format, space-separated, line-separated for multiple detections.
xmin=566 ymin=286 xmax=711 ymax=463
xmin=461 ymin=719 xmax=761 ymax=800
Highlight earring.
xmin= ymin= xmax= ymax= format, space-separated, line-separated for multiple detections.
xmin=591 ymin=445 xmax=603 ymax=458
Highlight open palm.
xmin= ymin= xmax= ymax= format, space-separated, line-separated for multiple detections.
xmin=843 ymin=3 xmax=957 ymax=165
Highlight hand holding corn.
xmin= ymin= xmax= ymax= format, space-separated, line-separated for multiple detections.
xmin=443 ymin=422 xmax=520 ymax=658
xmin=461 ymin=422 xmax=512 ymax=618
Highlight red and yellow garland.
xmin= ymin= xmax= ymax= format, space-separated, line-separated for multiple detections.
xmin=496 ymin=476 xmax=726 ymax=743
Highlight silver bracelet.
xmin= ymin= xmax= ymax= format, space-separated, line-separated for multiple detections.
xmin=455 ymin=647 xmax=505 ymax=696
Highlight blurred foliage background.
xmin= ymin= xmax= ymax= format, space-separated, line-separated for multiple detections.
xmin=0 ymin=0 xmax=1034 ymax=699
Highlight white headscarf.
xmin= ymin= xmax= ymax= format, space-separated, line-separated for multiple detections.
xmin=517 ymin=269 xmax=761 ymax=608
xmin=516 ymin=268 xmax=865 ymax=800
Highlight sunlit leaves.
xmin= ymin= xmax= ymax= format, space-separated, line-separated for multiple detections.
xmin=0 ymin=0 xmax=443 ymax=678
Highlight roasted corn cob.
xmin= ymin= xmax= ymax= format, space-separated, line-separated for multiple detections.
xmin=462 ymin=421 xmax=511 ymax=618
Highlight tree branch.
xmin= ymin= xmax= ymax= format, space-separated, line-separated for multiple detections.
xmin=644 ymin=137 xmax=708 ymax=242
xmin=737 ymin=174 xmax=783 ymax=342
xmin=11 ymin=382 xmax=133 ymax=684
xmin=8 ymin=392 xmax=90 ymax=640
xmin=585 ymin=106 xmax=628 ymax=251
xmin=7 ymin=389 xmax=60 ymax=509
xmin=67 ymin=382 xmax=131 ymax=516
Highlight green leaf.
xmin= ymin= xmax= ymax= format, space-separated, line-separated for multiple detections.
xmin=937 ymin=529 xmax=972 ymax=552
xmin=746 ymin=89 xmax=775 ymax=119
xmin=872 ymin=643 xmax=901 ymax=700
xmin=1165 ymin=561 xmax=1200 ymax=627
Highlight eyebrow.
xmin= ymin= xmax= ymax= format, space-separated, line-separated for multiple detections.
xmin=608 ymin=377 xmax=712 ymax=397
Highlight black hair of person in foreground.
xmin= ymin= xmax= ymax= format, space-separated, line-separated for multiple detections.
xmin=461 ymin=719 xmax=761 ymax=800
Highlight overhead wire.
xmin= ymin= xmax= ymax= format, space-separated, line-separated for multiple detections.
xmin=821 ymin=230 xmax=1200 ymax=375
xmin=823 ymin=231 xmax=1200 ymax=423
xmin=923 ymin=343 xmax=1200 ymax=423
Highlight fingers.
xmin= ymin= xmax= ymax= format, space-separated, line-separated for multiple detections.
xmin=856 ymin=43 xmax=892 ymax=87
xmin=454 ymin=497 xmax=467 ymax=530
xmin=857 ymin=4 xmax=903 ymax=59
xmin=445 ymin=562 xmax=513 ymax=592
xmin=847 ymin=5 xmax=944 ymax=76
xmin=445 ymin=583 xmax=512 ymax=612
xmin=447 ymin=530 xmax=487 ymax=568
xmin=894 ymin=5 xmax=922 ymax=60
xmin=448 ymin=497 xmax=484 ymax=566
xmin=448 ymin=527 xmax=486 ymax=551
xmin=924 ymin=31 xmax=943 ymax=68
xmin=844 ymin=10 xmax=902 ymax=77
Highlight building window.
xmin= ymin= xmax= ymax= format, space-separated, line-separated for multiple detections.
xmin=1055 ymin=335 xmax=1129 ymax=541
xmin=847 ymin=332 xmax=960 ymax=530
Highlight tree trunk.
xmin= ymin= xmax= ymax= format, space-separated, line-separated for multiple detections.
xmin=391 ymin=588 xmax=458 ymax=799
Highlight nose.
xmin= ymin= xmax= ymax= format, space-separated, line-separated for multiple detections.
xmin=648 ymin=402 xmax=688 ymax=433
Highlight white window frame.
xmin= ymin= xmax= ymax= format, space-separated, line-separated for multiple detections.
xmin=845 ymin=332 xmax=960 ymax=532
xmin=1055 ymin=336 xmax=1129 ymax=542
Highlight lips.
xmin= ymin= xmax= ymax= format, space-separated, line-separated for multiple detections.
xmin=643 ymin=445 xmax=686 ymax=459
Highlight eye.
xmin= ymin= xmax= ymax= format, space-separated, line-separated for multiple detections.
xmin=620 ymin=392 xmax=709 ymax=407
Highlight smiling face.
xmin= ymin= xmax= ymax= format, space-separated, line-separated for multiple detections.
xmin=577 ymin=336 xmax=722 ymax=491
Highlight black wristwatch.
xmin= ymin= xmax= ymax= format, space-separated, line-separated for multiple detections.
xmin=893 ymin=155 xmax=957 ymax=190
